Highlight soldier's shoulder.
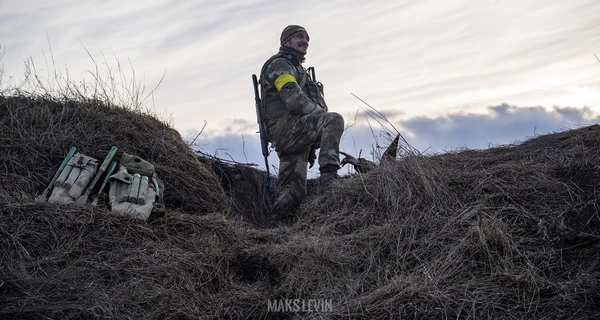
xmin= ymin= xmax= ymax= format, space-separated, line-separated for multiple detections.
xmin=263 ymin=58 xmax=297 ymax=83
xmin=265 ymin=56 xmax=296 ymax=73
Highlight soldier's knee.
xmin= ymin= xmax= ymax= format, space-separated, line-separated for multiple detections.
xmin=325 ymin=112 xmax=344 ymax=129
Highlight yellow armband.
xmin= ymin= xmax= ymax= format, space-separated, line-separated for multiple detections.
xmin=274 ymin=74 xmax=297 ymax=91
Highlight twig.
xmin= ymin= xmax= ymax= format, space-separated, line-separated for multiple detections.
xmin=351 ymin=93 xmax=400 ymax=134
xmin=189 ymin=120 xmax=207 ymax=146
xmin=194 ymin=149 xmax=257 ymax=167
xmin=350 ymin=93 xmax=420 ymax=156
xmin=77 ymin=38 xmax=101 ymax=99
xmin=241 ymin=133 xmax=249 ymax=164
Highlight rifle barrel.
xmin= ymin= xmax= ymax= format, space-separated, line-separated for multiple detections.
xmin=252 ymin=74 xmax=274 ymax=193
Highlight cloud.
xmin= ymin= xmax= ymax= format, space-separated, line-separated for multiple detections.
xmin=191 ymin=132 xmax=266 ymax=165
xmin=189 ymin=104 xmax=600 ymax=176
xmin=398 ymin=104 xmax=600 ymax=152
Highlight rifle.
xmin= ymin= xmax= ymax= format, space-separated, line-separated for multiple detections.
xmin=307 ymin=66 xmax=316 ymax=82
xmin=90 ymin=160 xmax=117 ymax=206
xmin=36 ymin=146 xmax=77 ymax=202
xmin=252 ymin=74 xmax=274 ymax=193
xmin=76 ymin=146 xmax=118 ymax=205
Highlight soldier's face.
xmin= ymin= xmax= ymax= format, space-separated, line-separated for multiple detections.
xmin=284 ymin=33 xmax=309 ymax=55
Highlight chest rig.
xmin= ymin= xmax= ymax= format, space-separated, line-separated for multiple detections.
xmin=259 ymin=52 xmax=327 ymax=125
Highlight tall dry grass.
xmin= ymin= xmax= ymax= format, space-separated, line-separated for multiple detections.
xmin=0 ymin=45 xmax=228 ymax=213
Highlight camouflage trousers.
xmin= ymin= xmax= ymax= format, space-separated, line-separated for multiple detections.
xmin=268 ymin=109 xmax=344 ymax=218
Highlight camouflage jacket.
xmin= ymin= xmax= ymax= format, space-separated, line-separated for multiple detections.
xmin=259 ymin=47 xmax=327 ymax=136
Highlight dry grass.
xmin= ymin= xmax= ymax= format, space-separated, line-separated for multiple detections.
xmin=0 ymin=203 xmax=265 ymax=319
xmin=292 ymin=126 xmax=600 ymax=319
xmin=0 ymin=63 xmax=599 ymax=318
xmin=0 ymin=95 xmax=229 ymax=214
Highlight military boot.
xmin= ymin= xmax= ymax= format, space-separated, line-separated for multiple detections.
xmin=269 ymin=201 xmax=296 ymax=227
xmin=319 ymin=165 xmax=340 ymax=192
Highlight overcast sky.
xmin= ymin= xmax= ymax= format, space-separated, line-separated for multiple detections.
xmin=1 ymin=0 xmax=600 ymax=173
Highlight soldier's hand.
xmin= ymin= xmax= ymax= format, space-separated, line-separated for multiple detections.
xmin=340 ymin=151 xmax=360 ymax=166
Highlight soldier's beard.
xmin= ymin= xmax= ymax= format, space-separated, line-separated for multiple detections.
xmin=279 ymin=46 xmax=306 ymax=63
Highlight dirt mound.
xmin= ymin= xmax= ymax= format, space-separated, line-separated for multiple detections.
xmin=0 ymin=95 xmax=228 ymax=213
xmin=291 ymin=125 xmax=600 ymax=318
xmin=1 ymin=93 xmax=599 ymax=319
xmin=0 ymin=202 xmax=267 ymax=319
xmin=196 ymin=152 xmax=274 ymax=226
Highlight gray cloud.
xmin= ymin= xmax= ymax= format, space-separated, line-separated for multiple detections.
xmin=398 ymin=104 xmax=600 ymax=152
xmin=191 ymin=132 xmax=266 ymax=165
xmin=190 ymin=105 xmax=600 ymax=175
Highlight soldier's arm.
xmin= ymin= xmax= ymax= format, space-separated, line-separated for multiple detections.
xmin=265 ymin=58 xmax=319 ymax=115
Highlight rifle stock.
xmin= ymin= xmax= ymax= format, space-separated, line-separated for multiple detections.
xmin=252 ymin=74 xmax=274 ymax=193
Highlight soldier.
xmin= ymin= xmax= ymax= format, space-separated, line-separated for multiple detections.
xmin=259 ymin=25 xmax=344 ymax=221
